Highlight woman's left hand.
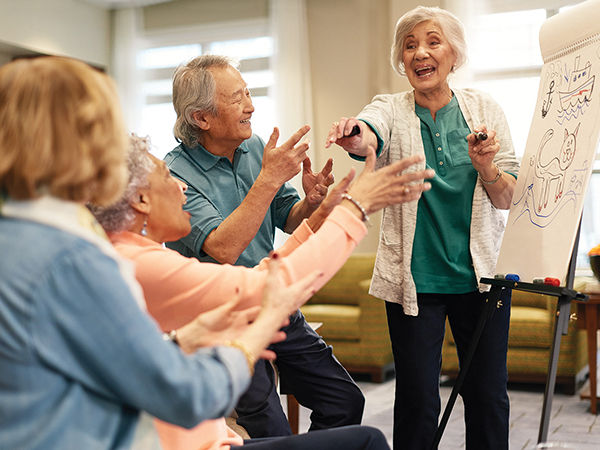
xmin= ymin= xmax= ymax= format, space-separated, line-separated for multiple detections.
xmin=467 ymin=125 xmax=500 ymax=176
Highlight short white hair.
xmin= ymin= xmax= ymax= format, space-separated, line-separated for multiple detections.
xmin=390 ymin=6 xmax=467 ymax=76
xmin=89 ymin=134 xmax=154 ymax=233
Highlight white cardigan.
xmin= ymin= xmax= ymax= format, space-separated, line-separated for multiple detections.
xmin=358 ymin=88 xmax=521 ymax=316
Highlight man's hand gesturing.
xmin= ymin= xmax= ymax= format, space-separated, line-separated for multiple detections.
xmin=260 ymin=125 xmax=311 ymax=189
xmin=302 ymin=157 xmax=334 ymax=209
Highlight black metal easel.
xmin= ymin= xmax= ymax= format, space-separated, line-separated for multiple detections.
xmin=430 ymin=227 xmax=588 ymax=449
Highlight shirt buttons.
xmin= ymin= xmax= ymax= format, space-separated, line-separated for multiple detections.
xmin=435 ymin=133 xmax=440 ymax=137
xmin=437 ymin=146 xmax=442 ymax=151
xmin=439 ymin=161 xmax=444 ymax=166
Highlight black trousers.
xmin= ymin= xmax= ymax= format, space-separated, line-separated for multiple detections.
xmin=385 ymin=290 xmax=511 ymax=450
xmin=231 ymin=425 xmax=390 ymax=450
xmin=235 ymin=310 xmax=365 ymax=437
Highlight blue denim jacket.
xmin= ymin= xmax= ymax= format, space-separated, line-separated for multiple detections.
xmin=0 ymin=198 xmax=250 ymax=449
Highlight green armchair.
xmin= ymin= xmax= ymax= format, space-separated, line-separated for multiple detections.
xmin=441 ymin=289 xmax=588 ymax=394
xmin=300 ymin=253 xmax=394 ymax=382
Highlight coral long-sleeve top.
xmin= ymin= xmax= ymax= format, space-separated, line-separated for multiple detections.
xmin=110 ymin=206 xmax=366 ymax=450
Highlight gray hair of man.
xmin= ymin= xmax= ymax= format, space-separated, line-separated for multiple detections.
xmin=89 ymin=134 xmax=155 ymax=233
xmin=172 ymin=54 xmax=240 ymax=148
xmin=390 ymin=6 xmax=467 ymax=77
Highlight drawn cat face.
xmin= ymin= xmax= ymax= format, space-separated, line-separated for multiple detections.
xmin=561 ymin=123 xmax=580 ymax=165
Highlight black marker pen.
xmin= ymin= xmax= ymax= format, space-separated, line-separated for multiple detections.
xmin=346 ymin=125 xmax=361 ymax=137
xmin=475 ymin=131 xmax=488 ymax=141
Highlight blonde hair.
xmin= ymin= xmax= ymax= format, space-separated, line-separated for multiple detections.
xmin=172 ymin=54 xmax=237 ymax=147
xmin=390 ymin=6 xmax=467 ymax=77
xmin=0 ymin=56 xmax=128 ymax=206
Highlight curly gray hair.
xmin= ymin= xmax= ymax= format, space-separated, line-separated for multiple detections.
xmin=172 ymin=54 xmax=239 ymax=148
xmin=89 ymin=134 xmax=154 ymax=233
xmin=390 ymin=6 xmax=467 ymax=77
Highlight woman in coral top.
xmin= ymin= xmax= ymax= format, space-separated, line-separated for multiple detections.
xmin=90 ymin=134 xmax=433 ymax=450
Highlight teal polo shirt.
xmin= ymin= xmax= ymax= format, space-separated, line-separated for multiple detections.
xmin=164 ymin=135 xmax=300 ymax=268
xmin=411 ymin=96 xmax=478 ymax=293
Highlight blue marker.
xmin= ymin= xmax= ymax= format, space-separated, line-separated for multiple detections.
xmin=505 ymin=273 xmax=520 ymax=282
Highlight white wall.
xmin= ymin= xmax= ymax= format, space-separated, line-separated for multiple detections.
xmin=306 ymin=0 xmax=440 ymax=253
xmin=0 ymin=0 xmax=110 ymax=67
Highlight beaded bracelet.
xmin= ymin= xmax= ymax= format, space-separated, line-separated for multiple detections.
xmin=341 ymin=193 xmax=370 ymax=226
xmin=479 ymin=165 xmax=503 ymax=185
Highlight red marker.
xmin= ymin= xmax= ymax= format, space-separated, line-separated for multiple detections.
xmin=544 ymin=277 xmax=560 ymax=287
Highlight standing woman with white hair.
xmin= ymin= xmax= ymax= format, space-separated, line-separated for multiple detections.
xmin=326 ymin=6 xmax=520 ymax=450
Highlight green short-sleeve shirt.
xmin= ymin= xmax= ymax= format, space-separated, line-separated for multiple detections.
xmin=411 ymin=95 xmax=478 ymax=294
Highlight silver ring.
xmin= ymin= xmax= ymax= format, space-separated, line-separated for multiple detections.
xmin=404 ymin=187 xmax=410 ymax=194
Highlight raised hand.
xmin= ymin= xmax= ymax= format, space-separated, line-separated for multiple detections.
xmin=175 ymin=294 xmax=259 ymax=353
xmin=301 ymin=157 xmax=335 ymax=209
xmin=345 ymin=146 xmax=435 ymax=215
xmin=325 ymin=117 xmax=377 ymax=157
xmin=467 ymin=125 xmax=500 ymax=175
xmin=260 ymin=125 xmax=311 ymax=188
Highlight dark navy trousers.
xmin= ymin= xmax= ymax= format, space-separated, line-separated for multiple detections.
xmin=232 ymin=425 xmax=390 ymax=450
xmin=385 ymin=290 xmax=511 ymax=450
xmin=235 ymin=310 xmax=365 ymax=437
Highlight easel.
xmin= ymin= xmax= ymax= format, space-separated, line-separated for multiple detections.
xmin=430 ymin=227 xmax=589 ymax=449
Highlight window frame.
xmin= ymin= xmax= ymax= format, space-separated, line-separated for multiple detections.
xmin=134 ymin=17 xmax=274 ymax=158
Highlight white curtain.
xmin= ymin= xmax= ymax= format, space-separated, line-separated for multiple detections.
xmin=270 ymin=0 xmax=314 ymax=245
xmin=269 ymin=0 xmax=315 ymax=162
xmin=110 ymin=7 xmax=144 ymax=133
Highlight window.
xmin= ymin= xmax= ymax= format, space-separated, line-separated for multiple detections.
xmin=462 ymin=1 xmax=599 ymax=275
xmin=467 ymin=8 xmax=547 ymax=157
xmin=136 ymin=20 xmax=274 ymax=159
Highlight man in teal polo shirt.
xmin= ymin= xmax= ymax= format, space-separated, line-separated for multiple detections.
xmin=164 ymin=55 xmax=365 ymax=437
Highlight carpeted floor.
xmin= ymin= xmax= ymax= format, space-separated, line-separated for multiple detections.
xmin=339 ymin=376 xmax=600 ymax=449
xmin=132 ymin=375 xmax=600 ymax=449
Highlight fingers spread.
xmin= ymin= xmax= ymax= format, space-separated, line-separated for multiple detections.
xmin=363 ymin=145 xmax=376 ymax=173
xmin=302 ymin=156 xmax=312 ymax=174
xmin=330 ymin=168 xmax=356 ymax=196
xmin=283 ymin=125 xmax=311 ymax=150
xmin=320 ymin=158 xmax=334 ymax=176
xmin=265 ymin=127 xmax=280 ymax=150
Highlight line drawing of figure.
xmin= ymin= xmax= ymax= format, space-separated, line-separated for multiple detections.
xmin=557 ymin=56 xmax=594 ymax=124
xmin=542 ymin=80 xmax=554 ymax=118
xmin=535 ymin=123 xmax=580 ymax=211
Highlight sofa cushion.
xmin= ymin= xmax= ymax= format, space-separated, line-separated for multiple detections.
xmin=301 ymin=304 xmax=360 ymax=340
xmin=308 ymin=254 xmax=375 ymax=306
xmin=508 ymin=306 xmax=551 ymax=348
xmin=511 ymin=291 xmax=550 ymax=309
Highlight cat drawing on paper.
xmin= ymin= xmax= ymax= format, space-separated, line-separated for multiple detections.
xmin=534 ymin=123 xmax=580 ymax=212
